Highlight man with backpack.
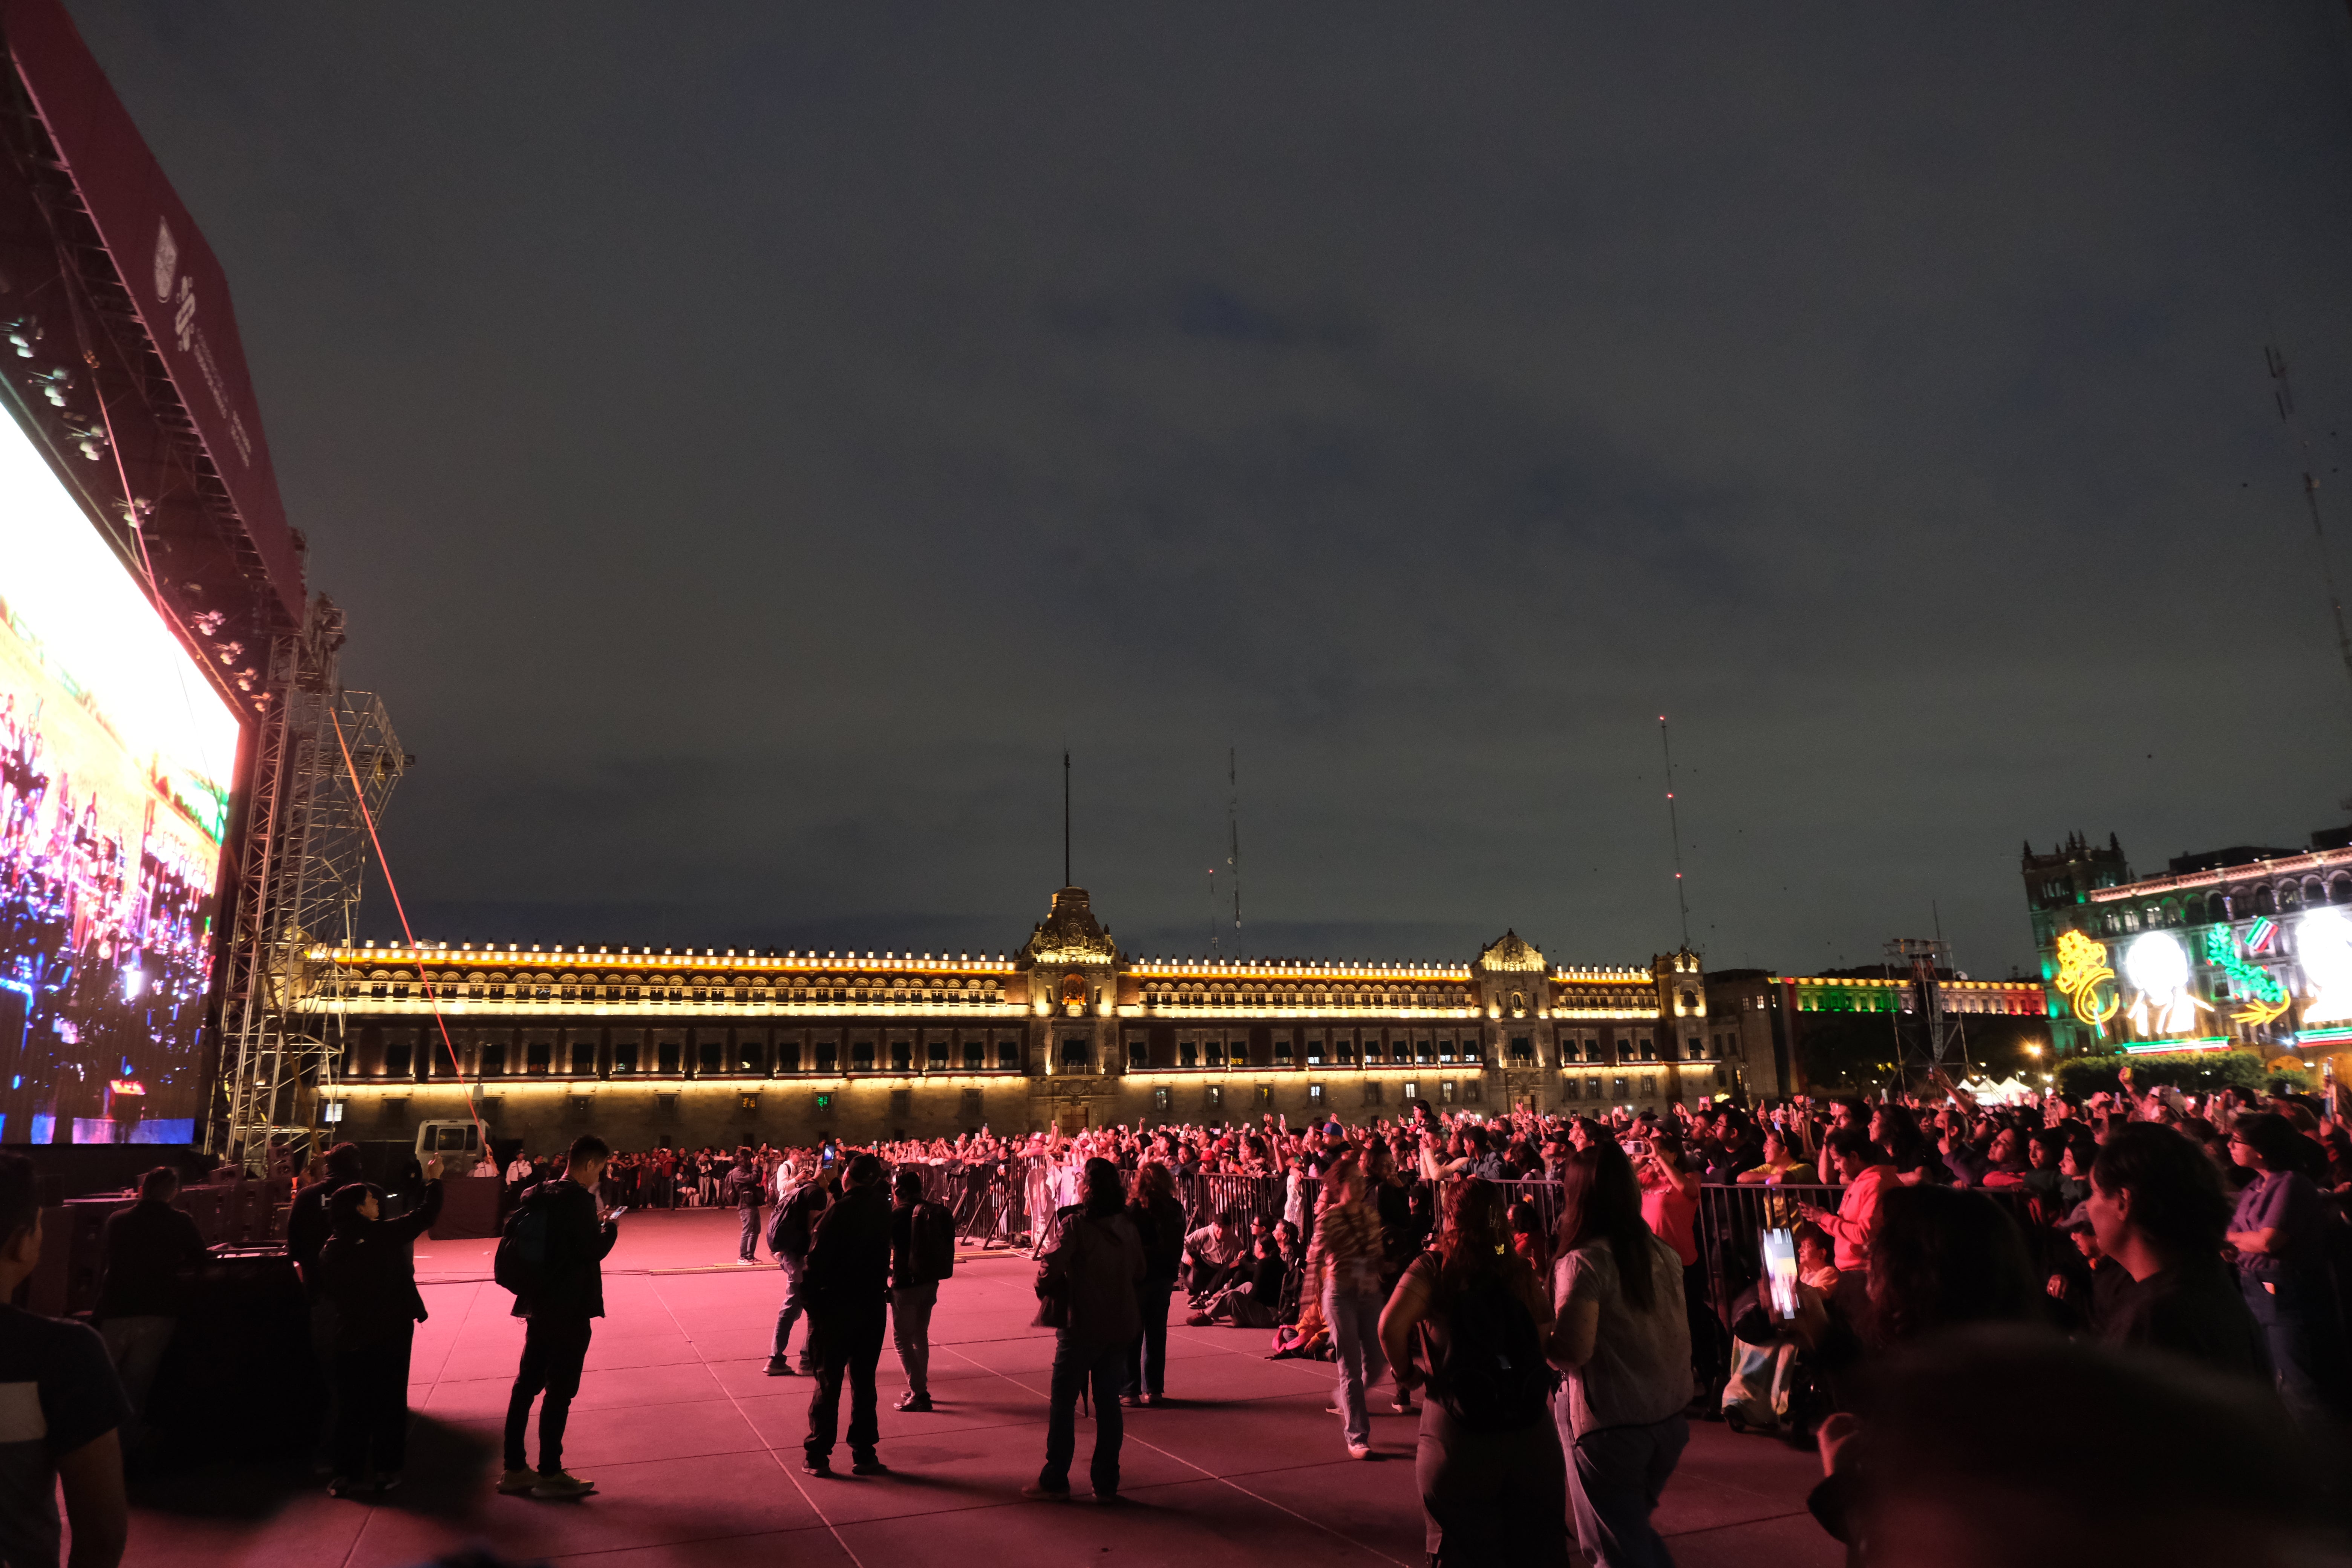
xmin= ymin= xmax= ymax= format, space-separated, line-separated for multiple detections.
xmin=497 ymin=1133 xmax=619 ymax=1501
xmin=721 ymin=1148 xmax=765 ymax=1265
xmin=888 ymin=1167 xmax=956 ymax=1412
xmin=766 ymin=1155 xmax=833 ymax=1376
xmin=801 ymin=1153 xmax=894 ymax=1477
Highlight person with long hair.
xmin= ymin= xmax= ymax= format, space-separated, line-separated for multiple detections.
xmin=1548 ymin=1141 xmax=1691 ymax=1568
xmin=1121 ymin=1160 xmax=1185 ymax=1407
xmin=1023 ymin=1157 xmax=1144 ymax=1501
xmin=1309 ymin=1152 xmax=1393 ymax=1458
xmin=1380 ymin=1177 xmax=1568 ymax=1566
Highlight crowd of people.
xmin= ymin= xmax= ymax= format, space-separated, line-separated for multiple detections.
xmin=4 ymin=1069 xmax=2347 ymax=1568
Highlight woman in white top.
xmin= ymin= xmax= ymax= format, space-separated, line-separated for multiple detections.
xmin=1548 ymin=1141 xmax=1693 ymax=1568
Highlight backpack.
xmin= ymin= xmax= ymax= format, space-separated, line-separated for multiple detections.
xmin=916 ymin=1200 xmax=957 ymax=1282
xmin=769 ymin=1183 xmax=822 ymax=1263
xmin=1425 ymin=1269 xmax=1558 ymax=1433
xmin=494 ymin=1188 xmax=553 ymax=1299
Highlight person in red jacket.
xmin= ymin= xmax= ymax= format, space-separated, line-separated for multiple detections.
xmin=1798 ymin=1131 xmax=1896 ymax=1276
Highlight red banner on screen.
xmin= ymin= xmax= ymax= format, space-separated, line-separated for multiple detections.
xmin=0 ymin=0 xmax=303 ymax=625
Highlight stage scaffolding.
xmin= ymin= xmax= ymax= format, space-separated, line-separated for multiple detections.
xmin=212 ymin=596 xmax=406 ymax=1169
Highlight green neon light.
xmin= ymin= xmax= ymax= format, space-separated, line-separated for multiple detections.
xmin=2122 ymin=1037 xmax=2232 ymax=1054
xmin=2200 ymin=927 xmax=2283 ymax=1006
xmin=2293 ymin=1025 xmax=2352 ymax=1044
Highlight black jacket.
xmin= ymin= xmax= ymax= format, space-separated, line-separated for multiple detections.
xmin=95 ymin=1199 xmax=208 ymax=1321
xmin=287 ymin=1175 xmax=359 ymax=1287
xmin=804 ymin=1179 xmax=892 ymax=1312
xmin=889 ymin=1198 xmax=954 ymax=1291
xmin=511 ymin=1178 xmax=619 ymax=1320
xmin=722 ymin=1164 xmax=766 ymax=1209
xmin=1129 ymin=1194 xmax=1185 ymax=1280
xmin=315 ymin=1181 xmax=444 ymax=1348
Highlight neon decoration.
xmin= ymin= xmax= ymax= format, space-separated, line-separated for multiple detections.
xmin=2122 ymin=932 xmax=2202 ymax=1036
xmin=2202 ymin=926 xmax=2289 ymax=1029
xmin=2053 ymin=930 xmax=2118 ymax=1032
xmin=2297 ymin=908 xmax=2352 ymax=1025
xmin=2246 ymin=917 xmax=2279 ymax=955
xmin=2122 ymin=1037 xmax=2232 ymax=1054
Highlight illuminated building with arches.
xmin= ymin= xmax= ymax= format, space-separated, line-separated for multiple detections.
xmin=300 ymin=886 xmax=1750 ymax=1149
xmin=2024 ymin=828 xmax=2352 ymax=1083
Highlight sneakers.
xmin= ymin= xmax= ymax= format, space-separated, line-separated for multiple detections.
xmin=895 ymin=1392 xmax=933 ymax=1412
xmin=1020 ymin=1481 xmax=1071 ymax=1501
xmin=533 ymin=1471 xmax=597 ymax=1500
xmin=326 ymin=1475 xmax=365 ymax=1499
xmin=735 ymin=1258 xmax=760 ymax=1266
xmin=373 ymin=1472 xmax=404 ymax=1494
xmin=803 ymin=1454 xmax=834 ymax=1478
xmin=1347 ymin=1443 xmax=1373 ymax=1461
xmin=851 ymin=1455 xmax=890 ymax=1476
xmin=1139 ymin=1393 xmax=1165 ymax=1407
xmin=1391 ymin=1395 xmax=1414 ymax=1414
xmin=766 ymin=1356 xmax=798 ymax=1376
xmin=496 ymin=1468 xmax=539 ymax=1495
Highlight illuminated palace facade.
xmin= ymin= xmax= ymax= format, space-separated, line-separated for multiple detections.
xmin=2023 ymin=830 xmax=2352 ymax=1083
xmin=308 ymin=887 xmax=1755 ymax=1148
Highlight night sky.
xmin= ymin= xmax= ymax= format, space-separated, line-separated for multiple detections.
xmin=67 ymin=4 xmax=2352 ymax=978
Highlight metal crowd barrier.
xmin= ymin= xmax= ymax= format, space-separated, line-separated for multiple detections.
xmin=873 ymin=1163 xmax=2067 ymax=1325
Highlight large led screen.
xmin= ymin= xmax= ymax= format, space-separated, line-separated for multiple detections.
xmin=0 ymin=406 xmax=241 ymax=1143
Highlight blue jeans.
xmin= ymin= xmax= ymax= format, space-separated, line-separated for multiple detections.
xmin=773 ymin=1257 xmax=814 ymax=1365
xmin=2243 ymin=1268 xmax=2349 ymax=1427
xmin=1566 ymin=1414 xmax=1689 ymax=1568
xmin=1041 ymin=1340 xmax=1125 ymax=1495
xmin=1325 ymin=1283 xmax=1389 ymax=1449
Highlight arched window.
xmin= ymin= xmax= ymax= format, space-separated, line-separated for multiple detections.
xmin=2332 ymin=875 xmax=2352 ymax=906
xmin=2278 ymin=882 xmax=2301 ymax=912
xmin=2256 ymin=887 xmax=2277 ymax=916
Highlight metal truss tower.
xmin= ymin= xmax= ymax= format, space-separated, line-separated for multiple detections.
xmin=1884 ymin=936 xmax=1969 ymax=1085
xmin=212 ymin=596 xmax=405 ymax=1168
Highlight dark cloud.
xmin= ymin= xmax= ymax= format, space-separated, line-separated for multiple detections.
xmin=66 ymin=2 xmax=2352 ymax=975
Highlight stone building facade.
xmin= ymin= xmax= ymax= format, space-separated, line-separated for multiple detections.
xmin=308 ymin=886 xmax=1749 ymax=1151
xmin=2024 ymin=828 xmax=2352 ymax=1087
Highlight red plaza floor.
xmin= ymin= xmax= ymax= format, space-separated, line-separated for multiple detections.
xmin=120 ymin=1209 xmax=1838 ymax=1568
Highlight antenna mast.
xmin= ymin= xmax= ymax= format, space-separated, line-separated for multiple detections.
xmin=1227 ymin=746 xmax=1240 ymax=938
xmin=1062 ymin=749 xmax=1071 ymax=887
xmin=2266 ymin=344 xmax=2352 ymax=711
xmin=1659 ymin=715 xmax=1692 ymax=950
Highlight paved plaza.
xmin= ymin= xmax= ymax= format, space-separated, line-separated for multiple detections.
xmin=122 ymin=1210 xmax=1839 ymax=1568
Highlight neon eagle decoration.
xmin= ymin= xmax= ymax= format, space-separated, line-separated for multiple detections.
xmin=2201 ymin=926 xmax=2289 ymax=1029
xmin=2052 ymin=930 xmax=2118 ymax=1032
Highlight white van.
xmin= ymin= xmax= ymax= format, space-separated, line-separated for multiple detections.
xmin=414 ymin=1119 xmax=486 ymax=1175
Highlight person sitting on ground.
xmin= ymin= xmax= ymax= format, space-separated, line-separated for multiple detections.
xmin=1181 ymin=1211 xmax=1248 ymax=1302
xmin=1188 ymin=1233 xmax=1291 ymax=1328
xmin=1793 ymin=1222 xmax=1839 ymax=1294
